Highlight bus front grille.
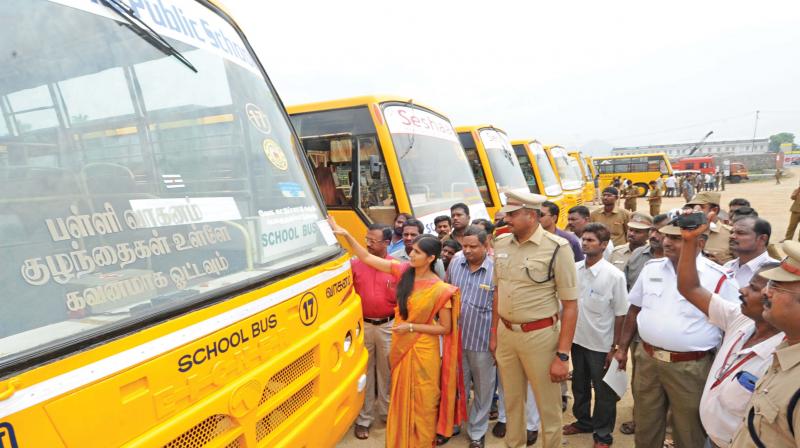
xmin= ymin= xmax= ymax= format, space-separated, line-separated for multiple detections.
xmin=255 ymin=379 xmax=318 ymax=441
xmin=163 ymin=414 xmax=241 ymax=448
xmin=258 ymin=346 xmax=319 ymax=405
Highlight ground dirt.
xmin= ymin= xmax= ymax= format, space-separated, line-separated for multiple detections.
xmin=336 ymin=168 xmax=798 ymax=448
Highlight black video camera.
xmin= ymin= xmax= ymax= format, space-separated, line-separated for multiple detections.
xmin=673 ymin=212 xmax=708 ymax=230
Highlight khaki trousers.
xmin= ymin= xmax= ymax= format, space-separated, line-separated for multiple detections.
xmin=632 ymin=343 xmax=712 ymax=448
xmin=496 ymin=323 xmax=562 ymax=448
xmin=786 ymin=212 xmax=800 ymax=240
xmin=355 ymin=319 xmax=393 ymax=427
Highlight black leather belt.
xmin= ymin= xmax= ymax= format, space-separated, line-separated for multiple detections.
xmin=364 ymin=316 xmax=394 ymax=325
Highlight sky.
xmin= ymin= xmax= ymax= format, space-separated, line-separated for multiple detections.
xmin=226 ymin=0 xmax=800 ymax=155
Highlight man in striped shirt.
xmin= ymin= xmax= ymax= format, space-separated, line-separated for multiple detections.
xmin=446 ymin=226 xmax=496 ymax=447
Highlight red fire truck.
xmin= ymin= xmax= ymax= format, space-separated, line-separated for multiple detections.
xmin=671 ymin=156 xmax=749 ymax=183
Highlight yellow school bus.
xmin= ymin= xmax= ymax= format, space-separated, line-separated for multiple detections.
xmin=593 ymin=153 xmax=673 ymax=196
xmin=568 ymin=151 xmax=596 ymax=204
xmin=511 ymin=139 xmax=568 ymax=228
xmin=455 ymin=125 xmax=531 ymax=218
xmin=0 ymin=1 xmax=366 ymax=447
xmin=288 ymin=96 xmax=490 ymax=244
xmin=544 ymin=145 xmax=585 ymax=211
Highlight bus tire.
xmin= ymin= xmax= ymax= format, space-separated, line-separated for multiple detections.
xmin=633 ymin=183 xmax=649 ymax=197
xmin=729 ymin=175 xmax=741 ymax=183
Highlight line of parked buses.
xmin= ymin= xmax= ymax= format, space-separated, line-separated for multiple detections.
xmin=288 ymin=95 xmax=673 ymax=242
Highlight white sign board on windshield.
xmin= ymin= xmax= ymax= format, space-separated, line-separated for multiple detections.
xmin=383 ymin=105 xmax=459 ymax=143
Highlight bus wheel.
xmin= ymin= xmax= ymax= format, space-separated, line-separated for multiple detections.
xmin=634 ymin=183 xmax=649 ymax=197
xmin=729 ymin=175 xmax=741 ymax=183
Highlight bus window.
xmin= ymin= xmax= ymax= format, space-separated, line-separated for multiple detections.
xmin=477 ymin=129 xmax=528 ymax=195
xmin=291 ymin=107 xmax=395 ymax=221
xmin=459 ymin=132 xmax=493 ymax=206
xmin=513 ymin=144 xmax=540 ymax=194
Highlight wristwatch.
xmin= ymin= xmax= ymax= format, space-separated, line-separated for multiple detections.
xmin=556 ymin=351 xmax=569 ymax=362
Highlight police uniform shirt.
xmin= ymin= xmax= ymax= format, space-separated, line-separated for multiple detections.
xmin=629 ymin=255 xmax=739 ymax=351
xmin=730 ymin=341 xmax=800 ymax=448
xmin=624 ymin=243 xmax=656 ymax=291
xmin=493 ymin=225 xmax=578 ymax=323
xmin=706 ymin=221 xmax=734 ymax=265
xmin=609 ymin=243 xmax=635 ymax=272
xmin=590 ymin=207 xmax=630 ymax=247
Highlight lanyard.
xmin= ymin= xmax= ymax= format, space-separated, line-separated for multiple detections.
xmin=710 ymin=332 xmax=757 ymax=390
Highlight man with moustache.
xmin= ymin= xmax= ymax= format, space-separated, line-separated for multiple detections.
xmin=730 ymin=240 xmax=800 ymax=447
xmin=570 ymin=205 xmax=613 ymax=260
xmin=724 ymin=216 xmax=777 ymax=288
xmin=390 ymin=218 xmax=446 ymax=278
xmin=449 ymin=203 xmax=471 ymax=246
xmin=387 ymin=212 xmax=412 ymax=254
xmin=610 ymin=213 xmax=652 ymax=272
xmin=435 ymin=215 xmax=453 ymax=240
xmin=612 ymin=220 xmax=740 ymax=448
xmin=677 ymin=219 xmax=784 ymax=447
xmin=591 ymin=187 xmax=631 ymax=246
xmin=687 ymin=191 xmax=734 ymax=264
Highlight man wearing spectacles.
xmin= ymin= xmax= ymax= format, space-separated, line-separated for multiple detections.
xmin=677 ymin=220 xmax=783 ymax=447
xmin=491 ymin=190 xmax=578 ymax=448
xmin=352 ymin=224 xmax=398 ymax=440
xmin=730 ymin=240 xmax=800 ymax=447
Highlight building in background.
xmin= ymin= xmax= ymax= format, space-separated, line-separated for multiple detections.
xmin=612 ymin=138 xmax=768 ymax=157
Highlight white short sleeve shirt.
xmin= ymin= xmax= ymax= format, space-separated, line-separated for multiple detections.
xmin=573 ymin=258 xmax=629 ymax=353
xmin=722 ymin=251 xmax=779 ymax=288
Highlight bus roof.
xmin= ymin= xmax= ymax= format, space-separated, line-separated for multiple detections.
xmin=456 ymin=125 xmax=509 ymax=135
xmin=287 ymin=95 xmax=447 ymax=117
xmin=593 ymin=152 xmax=668 ymax=160
xmin=510 ymin=139 xmax=543 ymax=146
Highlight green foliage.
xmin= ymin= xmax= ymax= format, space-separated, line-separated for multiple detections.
xmin=769 ymin=132 xmax=795 ymax=152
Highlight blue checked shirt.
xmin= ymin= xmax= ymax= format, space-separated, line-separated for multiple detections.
xmin=446 ymin=252 xmax=495 ymax=352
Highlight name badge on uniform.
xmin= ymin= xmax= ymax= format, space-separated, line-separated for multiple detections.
xmin=649 ymin=277 xmax=663 ymax=282
xmin=479 ymin=283 xmax=492 ymax=291
xmin=496 ymin=253 xmax=509 ymax=259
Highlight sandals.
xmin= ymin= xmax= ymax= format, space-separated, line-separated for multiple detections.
xmin=562 ymin=422 xmax=592 ymax=435
xmin=353 ymin=424 xmax=369 ymax=440
xmin=619 ymin=421 xmax=635 ymax=435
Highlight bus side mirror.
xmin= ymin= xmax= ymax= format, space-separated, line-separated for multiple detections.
xmin=369 ymin=155 xmax=382 ymax=180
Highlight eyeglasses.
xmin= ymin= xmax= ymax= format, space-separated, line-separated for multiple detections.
xmin=766 ymin=280 xmax=800 ymax=296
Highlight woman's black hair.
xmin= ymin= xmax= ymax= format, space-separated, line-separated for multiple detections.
xmin=396 ymin=235 xmax=442 ymax=320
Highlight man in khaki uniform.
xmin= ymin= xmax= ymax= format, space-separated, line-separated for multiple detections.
xmin=623 ymin=183 xmax=638 ymax=212
xmin=784 ymin=181 xmax=800 ymax=241
xmin=591 ymin=186 xmax=631 ymax=247
xmin=730 ymin=240 xmax=800 ymax=448
xmin=610 ymin=212 xmax=652 ymax=271
xmin=647 ymin=180 xmax=662 ymax=217
xmin=687 ymin=191 xmax=733 ymax=264
xmin=491 ymin=190 xmax=579 ymax=448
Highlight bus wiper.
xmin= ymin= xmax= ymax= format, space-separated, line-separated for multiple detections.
xmin=100 ymin=0 xmax=198 ymax=73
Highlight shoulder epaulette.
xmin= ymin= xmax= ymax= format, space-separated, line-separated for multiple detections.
xmin=543 ymin=231 xmax=569 ymax=246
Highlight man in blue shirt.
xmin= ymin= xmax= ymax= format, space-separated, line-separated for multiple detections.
xmin=541 ymin=201 xmax=584 ymax=262
xmin=446 ymin=226 xmax=496 ymax=447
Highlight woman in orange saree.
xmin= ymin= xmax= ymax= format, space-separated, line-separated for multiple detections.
xmin=328 ymin=217 xmax=465 ymax=447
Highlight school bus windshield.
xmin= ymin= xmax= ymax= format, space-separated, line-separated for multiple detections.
xmin=384 ymin=105 xmax=484 ymax=219
xmin=550 ymin=146 xmax=583 ymax=190
xmin=0 ymin=0 xmax=339 ymax=369
xmin=478 ymin=129 xmax=529 ymax=195
xmin=530 ymin=142 xmax=562 ymax=196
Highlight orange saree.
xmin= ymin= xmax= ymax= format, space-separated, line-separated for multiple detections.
xmin=385 ymin=263 xmax=466 ymax=448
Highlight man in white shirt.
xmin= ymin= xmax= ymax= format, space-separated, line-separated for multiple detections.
xmin=676 ymin=220 xmax=784 ymax=448
xmin=562 ymin=223 xmax=628 ymax=448
xmin=612 ymin=223 xmax=740 ymax=448
xmin=665 ymin=175 xmax=677 ymax=197
xmin=724 ymin=216 xmax=778 ymax=288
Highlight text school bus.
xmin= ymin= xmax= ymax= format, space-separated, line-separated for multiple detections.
xmin=544 ymin=145 xmax=585 ymax=211
xmin=456 ymin=125 xmax=530 ymax=218
xmin=511 ymin=139 xmax=568 ymax=228
xmin=288 ymin=96 xmax=490 ymax=242
xmin=568 ymin=150 xmax=596 ymax=204
xmin=0 ymin=1 xmax=366 ymax=447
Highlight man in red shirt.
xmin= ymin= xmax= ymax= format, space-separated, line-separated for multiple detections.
xmin=352 ymin=223 xmax=397 ymax=440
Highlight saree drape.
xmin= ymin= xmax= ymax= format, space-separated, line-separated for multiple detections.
xmin=385 ymin=263 xmax=466 ymax=448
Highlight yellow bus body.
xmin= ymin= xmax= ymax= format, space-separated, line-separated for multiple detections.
xmin=455 ymin=125 xmax=531 ymax=219
xmin=288 ymin=96 xmax=490 ymax=245
xmin=511 ymin=139 xmax=568 ymax=228
xmin=544 ymin=145 xmax=585 ymax=211
xmin=592 ymin=153 xmax=673 ymax=196
xmin=0 ymin=1 xmax=366 ymax=447
xmin=568 ymin=151 xmax=596 ymax=204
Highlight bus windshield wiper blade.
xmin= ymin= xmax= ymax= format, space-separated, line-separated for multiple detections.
xmin=100 ymin=0 xmax=198 ymax=73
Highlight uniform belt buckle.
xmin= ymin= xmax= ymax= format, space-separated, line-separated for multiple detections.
xmin=653 ymin=350 xmax=672 ymax=363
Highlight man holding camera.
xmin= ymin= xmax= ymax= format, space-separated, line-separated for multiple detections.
xmin=687 ymin=191 xmax=733 ymax=264
xmin=613 ymin=213 xmax=739 ymax=448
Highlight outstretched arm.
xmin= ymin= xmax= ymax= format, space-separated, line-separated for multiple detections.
xmin=327 ymin=216 xmax=392 ymax=273
xmin=676 ymin=219 xmax=713 ymax=316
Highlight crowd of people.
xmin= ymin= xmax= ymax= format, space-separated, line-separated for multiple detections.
xmin=328 ymin=183 xmax=800 ymax=448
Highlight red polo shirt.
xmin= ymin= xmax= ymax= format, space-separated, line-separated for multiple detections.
xmin=352 ymin=256 xmax=397 ymax=319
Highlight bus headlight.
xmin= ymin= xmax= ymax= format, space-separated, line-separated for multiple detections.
xmin=355 ymin=321 xmax=361 ymax=338
xmin=343 ymin=331 xmax=353 ymax=353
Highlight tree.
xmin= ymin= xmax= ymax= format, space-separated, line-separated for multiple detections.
xmin=769 ymin=132 xmax=795 ymax=152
